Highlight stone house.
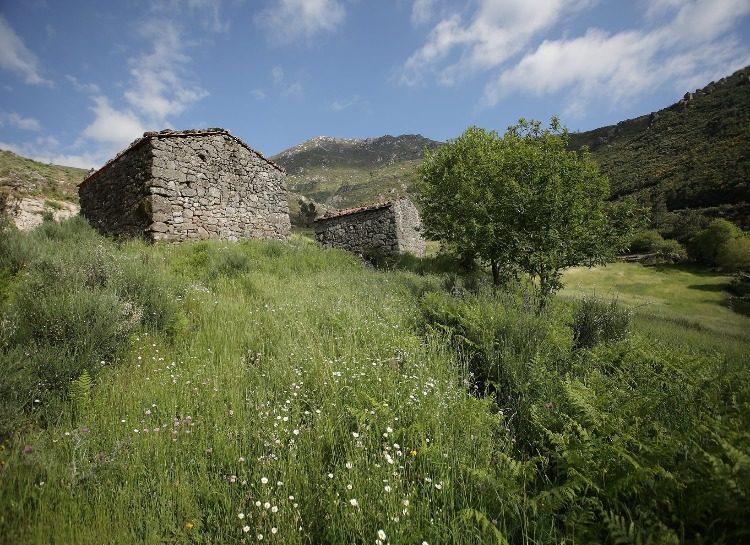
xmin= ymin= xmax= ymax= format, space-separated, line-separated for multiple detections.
xmin=314 ymin=197 xmax=426 ymax=257
xmin=78 ymin=128 xmax=291 ymax=242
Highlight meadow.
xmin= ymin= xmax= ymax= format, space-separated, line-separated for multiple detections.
xmin=0 ymin=219 xmax=748 ymax=544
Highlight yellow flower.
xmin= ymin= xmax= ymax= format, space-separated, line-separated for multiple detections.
xmin=411 ymin=450 xmax=417 ymax=457
xmin=185 ymin=521 xmax=194 ymax=529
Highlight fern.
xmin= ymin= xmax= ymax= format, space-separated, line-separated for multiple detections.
xmin=69 ymin=369 xmax=92 ymax=422
xmin=456 ymin=509 xmax=509 ymax=545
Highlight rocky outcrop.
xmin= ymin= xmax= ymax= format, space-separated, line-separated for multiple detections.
xmin=79 ymin=129 xmax=291 ymax=242
xmin=314 ymin=197 xmax=425 ymax=257
xmin=3 ymin=196 xmax=79 ymax=231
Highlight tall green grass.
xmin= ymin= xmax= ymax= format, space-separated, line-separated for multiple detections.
xmin=1 ymin=221 xmax=748 ymax=544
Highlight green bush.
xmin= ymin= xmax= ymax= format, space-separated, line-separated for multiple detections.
xmin=654 ymin=238 xmax=687 ymax=262
xmin=688 ymin=218 xmax=743 ymax=265
xmin=572 ymin=294 xmax=631 ymax=349
xmin=629 ymin=229 xmax=663 ymax=253
xmin=717 ymin=235 xmax=750 ymax=272
xmin=0 ymin=219 xmax=183 ymax=438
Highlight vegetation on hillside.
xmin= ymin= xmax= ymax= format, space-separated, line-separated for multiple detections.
xmin=570 ymin=65 xmax=750 ymax=231
xmin=0 ymin=149 xmax=87 ymax=205
xmin=1 ymin=219 xmax=748 ymax=544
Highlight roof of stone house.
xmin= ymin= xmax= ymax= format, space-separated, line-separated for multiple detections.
xmin=78 ymin=128 xmax=284 ymax=189
xmin=314 ymin=198 xmax=406 ymax=222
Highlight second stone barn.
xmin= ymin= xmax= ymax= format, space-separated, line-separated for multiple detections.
xmin=78 ymin=128 xmax=291 ymax=242
xmin=314 ymin=197 xmax=426 ymax=257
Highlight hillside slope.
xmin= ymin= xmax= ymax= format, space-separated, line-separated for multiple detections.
xmin=569 ymin=65 xmax=750 ymax=229
xmin=273 ymin=135 xmax=440 ymax=210
xmin=0 ymin=149 xmax=87 ymax=229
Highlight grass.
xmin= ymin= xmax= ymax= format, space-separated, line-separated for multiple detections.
xmin=1 ymin=222 xmax=748 ymax=544
xmin=562 ymin=261 xmax=750 ymax=361
xmin=0 ymin=149 xmax=86 ymax=204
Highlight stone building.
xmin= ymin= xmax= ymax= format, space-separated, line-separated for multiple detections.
xmin=314 ymin=197 xmax=426 ymax=257
xmin=78 ymin=128 xmax=291 ymax=242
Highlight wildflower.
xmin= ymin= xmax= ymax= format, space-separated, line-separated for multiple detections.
xmin=277 ymin=480 xmax=283 ymax=487
xmin=377 ymin=529 xmax=387 ymax=540
xmin=22 ymin=445 xmax=34 ymax=455
xmin=255 ymin=501 xmax=262 ymax=507
xmin=401 ymin=499 xmax=410 ymax=507
xmin=271 ymin=505 xmax=278 ymax=513
xmin=349 ymin=498 xmax=359 ymax=507
xmin=243 ymin=526 xmax=250 ymax=533
xmin=239 ymin=457 xmax=246 ymax=463
xmin=352 ymin=432 xmax=359 ymax=438
xmin=347 ymin=484 xmax=353 ymax=490
xmin=238 ymin=513 xmax=245 ymax=519
xmin=257 ymin=533 xmax=263 ymax=540
xmin=386 ymin=426 xmax=393 ymax=433
xmin=384 ymin=485 xmax=392 ymax=492
xmin=345 ymin=461 xmax=353 ymax=469
xmin=435 ymin=483 xmax=442 ymax=490
xmin=261 ymin=477 xmax=269 ymax=484
xmin=185 ymin=521 xmax=193 ymax=529
xmin=293 ymin=429 xmax=299 ymax=435
xmin=264 ymin=502 xmax=271 ymax=509
xmin=271 ymin=527 xmax=278 ymax=534
xmin=327 ymin=473 xmax=334 ymax=479
xmin=411 ymin=450 xmax=417 ymax=457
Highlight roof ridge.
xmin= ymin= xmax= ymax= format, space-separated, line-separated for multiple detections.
xmin=78 ymin=128 xmax=284 ymax=188
xmin=315 ymin=198 xmax=408 ymax=221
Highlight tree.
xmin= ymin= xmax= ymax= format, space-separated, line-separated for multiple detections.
xmin=417 ymin=118 xmax=639 ymax=309
xmin=688 ymin=218 xmax=743 ymax=266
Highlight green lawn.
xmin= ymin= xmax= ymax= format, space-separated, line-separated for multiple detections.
xmin=562 ymin=262 xmax=750 ymax=361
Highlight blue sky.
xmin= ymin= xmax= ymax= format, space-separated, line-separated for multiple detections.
xmin=1 ymin=0 xmax=749 ymax=168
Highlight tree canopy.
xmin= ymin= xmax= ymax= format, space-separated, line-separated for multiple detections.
xmin=417 ymin=118 xmax=640 ymax=307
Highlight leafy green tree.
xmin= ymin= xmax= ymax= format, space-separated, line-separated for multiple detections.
xmin=417 ymin=118 xmax=640 ymax=308
xmin=688 ymin=218 xmax=743 ymax=265
xmin=717 ymin=236 xmax=750 ymax=272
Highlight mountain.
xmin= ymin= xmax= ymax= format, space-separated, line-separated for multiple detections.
xmin=0 ymin=149 xmax=86 ymax=230
xmin=277 ymin=67 xmax=750 ymax=232
xmin=273 ymin=134 xmax=441 ymax=211
xmin=569 ymin=65 xmax=750 ymax=231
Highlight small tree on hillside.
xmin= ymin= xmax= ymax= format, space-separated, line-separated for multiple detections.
xmin=417 ymin=118 xmax=639 ymax=309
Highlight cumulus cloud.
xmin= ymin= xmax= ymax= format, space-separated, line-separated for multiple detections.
xmin=0 ymin=15 xmax=53 ymax=86
xmin=256 ymin=0 xmax=346 ymax=43
xmin=124 ymin=20 xmax=208 ymax=122
xmin=399 ymin=0 xmax=594 ymax=86
xmin=0 ymin=111 xmax=41 ymax=131
xmin=0 ymin=136 xmax=101 ymax=169
xmin=483 ymin=0 xmax=750 ymax=111
xmin=82 ymin=96 xmax=145 ymax=148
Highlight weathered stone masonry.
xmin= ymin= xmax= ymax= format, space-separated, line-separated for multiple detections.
xmin=314 ymin=197 xmax=426 ymax=257
xmin=79 ymin=128 xmax=291 ymax=242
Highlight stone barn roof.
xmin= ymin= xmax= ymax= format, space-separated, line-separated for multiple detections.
xmin=314 ymin=200 xmax=399 ymax=222
xmin=79 ymin=128 xmax=284 ymax=189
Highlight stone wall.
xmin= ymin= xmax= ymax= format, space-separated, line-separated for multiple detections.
xmin=79 ymin=129 xmax=291 ymax=242
xmin=392 ymin=198 xmax=426 ymax=256
xmin=314 ymin=198 xmax=425 ymax=256
xmin=79 ymin=141 xmax=151 ymax=238
xmin=146 ymin=133 xmax=290 ymax=242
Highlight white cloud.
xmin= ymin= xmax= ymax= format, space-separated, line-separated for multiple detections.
xmin=270 ymin=65 xmax=304 ymax=97
xmin=483 ymin=0 xmax=750 ymax=111
xmin=0 ymin=136 xmax=101 ymax=169
xmin=123 ymin=21 xmax=208 ymax=123
xmin=256 ymin=0 xmax=345 ymax=43
xmin=65 ymin=74 xmax=101 ymax=94
xmin=399 ymin=0 xmax=594 ymax=86
xmin=0 ymin=111 xmax=41 ymax=130
xmin=329 ymin=95 xmax=360 ymax=111
xmin=412 ymin=0 xmax=438 ymax=26
xmin=251 ymin=88 xmax=267 ymax=100
xmin=83 ymin=96 xmax=145 ymax=148
xmin=152 ymin=0 xmax=230 ymax=33
xmin=0 ymin=15 xmax=53 ymax=86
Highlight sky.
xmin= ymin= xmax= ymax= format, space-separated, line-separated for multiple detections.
xmin=1 ymin=0 xmax=749 ymax=169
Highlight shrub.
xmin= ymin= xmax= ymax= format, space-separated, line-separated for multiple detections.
xmin=688 ymin=218 xmax=743 ymax=265
xmin=572 ymin=294 xmax=631 ymax=349
xmin=717 ymin=235 xmax=750 ymax=272
xmin=629 ymin=229 xmax=663 ymax=253
xmin=654 ymin=238 xmax=687 ymax=262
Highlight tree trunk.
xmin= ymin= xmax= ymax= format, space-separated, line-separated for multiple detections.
xmin=491 ymin=259 xmax=500 ymax=286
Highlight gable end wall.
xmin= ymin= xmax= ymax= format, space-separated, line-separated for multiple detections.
xmin=314 ymin=207 xmax=399 ymax=254
xmin=145 ymin=134 xmax=291 ymax=242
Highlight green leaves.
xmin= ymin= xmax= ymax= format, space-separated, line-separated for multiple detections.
xmin=417 ymin=119 xmax=642 ymax=309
